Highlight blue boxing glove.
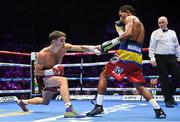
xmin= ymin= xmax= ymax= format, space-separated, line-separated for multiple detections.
xmin=101 ymin=38 xmax=121 ymax=53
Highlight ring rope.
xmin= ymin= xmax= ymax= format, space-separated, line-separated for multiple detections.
xmin=0 ymin=62 xmax=30 ymax=67
xmin=67 ymin=76 xmax=161 ymax=81
xmin=0 ymin=60 xmax=150 ymax=67
xmin=0 ymin=75 xmax=170 ymax=82
xmin=61 ymin=60 xmax=150 ymax=67
xmin=81 ymin=88 xmax=161 ymax=91
xmin=0 ymin=48 xmax=148 ymax=57
xmin=0 ymin=51 xmax=30 ymax=56
xmin=0 ymin=90 xmax=31 ymax=94
xmin=1 ymin=88 xmax=180 ymax=94
xmin=0 ymin=78 xmax=31 ymax=82
xmin=72 ymin=87 xmax=180 ymax=91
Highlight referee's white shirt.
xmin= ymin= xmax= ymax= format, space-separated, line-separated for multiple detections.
xmin=148 ymin=28 xmax=180 ymax=61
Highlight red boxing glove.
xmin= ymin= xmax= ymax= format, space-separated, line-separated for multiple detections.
xmin=44 ymin=64 xmax=64 ymax=76
xmin=53 ymin=64 xmax=64 ymax=76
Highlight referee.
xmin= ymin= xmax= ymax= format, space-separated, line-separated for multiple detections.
xmin=149 ymin=16 xmax=180 ymax=108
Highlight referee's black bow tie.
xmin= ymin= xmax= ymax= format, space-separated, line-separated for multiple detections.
xmin=163 ymin=29 xmax=168 ymax=32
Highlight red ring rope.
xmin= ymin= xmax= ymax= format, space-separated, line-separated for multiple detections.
xmin=0 ymin=48 xmax=148 ymax=56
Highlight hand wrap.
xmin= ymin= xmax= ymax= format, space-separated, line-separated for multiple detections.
xmin=44 ymin=64 xmax=64 ymax=76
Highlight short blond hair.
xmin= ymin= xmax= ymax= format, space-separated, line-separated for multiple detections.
xmin=49 ymin=30 xmax=66 ymax=42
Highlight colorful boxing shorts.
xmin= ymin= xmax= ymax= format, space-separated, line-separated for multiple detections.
xmin=105 ymin=56 xmax=145 ymax=83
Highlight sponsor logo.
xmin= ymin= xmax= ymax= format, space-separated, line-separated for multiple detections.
xmin=110 ymin=56 xmax=119 ymax=63
xmin=127 ymin=45 xmax=141 ymax=53
xmin=114 ymin=66 xmax=123 ymax=74
xmin=0 ymin=96 xmax=17 ymax=103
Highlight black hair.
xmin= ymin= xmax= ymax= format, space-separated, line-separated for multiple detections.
xmin=119 ymin=5 xmax=136 ymax=15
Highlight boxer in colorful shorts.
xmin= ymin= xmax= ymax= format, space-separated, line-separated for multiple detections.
xmin=86 ymin=5 xmax=166 ymax=119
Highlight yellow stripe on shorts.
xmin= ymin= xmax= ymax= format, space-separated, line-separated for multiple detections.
xmin=116 ymin=50 xmax=142 ymax=64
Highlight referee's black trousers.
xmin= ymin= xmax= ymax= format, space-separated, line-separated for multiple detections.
xmin=155 ymin=54 xmax=180 ymax=102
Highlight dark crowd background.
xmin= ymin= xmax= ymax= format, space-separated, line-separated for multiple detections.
xmin=0 ymin=0 xmax=180 ymax=97
xmin=0 ymin=0 xmax=180 ymax=52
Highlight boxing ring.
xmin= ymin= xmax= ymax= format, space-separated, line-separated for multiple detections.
xmin=0 ymin=49 xmax=180 ymax=122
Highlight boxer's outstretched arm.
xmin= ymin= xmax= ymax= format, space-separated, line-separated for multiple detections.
xmin=66 ymin=43 xmax=101 ymax=55
xmin=67 ymin=43 xmax=94 ymax=51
